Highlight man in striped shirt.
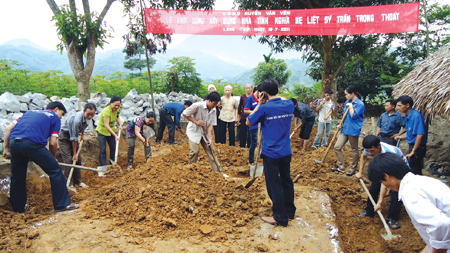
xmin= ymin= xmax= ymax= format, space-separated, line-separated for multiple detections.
xmin=356 ymin=135 xmax=408 ymax=230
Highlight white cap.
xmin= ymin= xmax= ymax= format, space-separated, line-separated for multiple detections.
xmin=208 ymin=84 xmax=216 ymax=91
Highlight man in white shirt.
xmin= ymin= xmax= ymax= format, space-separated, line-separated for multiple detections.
xmin=182 ymin=91 xmax=221 ymax=172
xmin=368 ymin=153 xmax=450 ymax=253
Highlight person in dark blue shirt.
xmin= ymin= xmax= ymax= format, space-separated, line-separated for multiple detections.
xmin=290 ymin=98 xmax=316 ymax=152
xmin=2 ymin=102 xmax=79 ymax=213
xmin=333 ymin=86 xmax=365 ymax=176
xmin=376 ymin=99 xmax=404 ymax=146
xmin=155 ymin=101 xmax=192 ymax=145
xmin=247 ymin=79 xmax=296 ymax=227
xmin=394 ymin=95 xmax=427 ymax=175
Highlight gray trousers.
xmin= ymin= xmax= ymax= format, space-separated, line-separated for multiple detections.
xmin=127 ymin=132 xmax=151 ymax=166
xmin=334 ymin=134 xmax=360 ymax=170
xmin=58 ymin=130 xmax=82 ymax=185
xmin=189 ymin=139 xmax=220 ymax=172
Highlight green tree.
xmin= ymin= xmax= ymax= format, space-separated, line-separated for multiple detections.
xmin=166 ymin=57 xmax=202 ymax=94
xmin=336 ymin=46 xmax=401 ymax=102
xmin=395 ymin=3 xmax=450 ymax=70
xmin=252 ymin=57 xmax=291 ymax=87
xmin=46 ymin=0 xmax=116 ymax=101
xmin=235 ymin=0 xmax=410 ymax=95
xmin=122 ymin=41 xmax=156 ymax=78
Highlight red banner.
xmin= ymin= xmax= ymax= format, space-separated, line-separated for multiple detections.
xmin=144 ymin=3 xmax=419 ymax=36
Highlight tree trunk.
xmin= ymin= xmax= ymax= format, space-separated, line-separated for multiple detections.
xmin=321 ymin=35 xmax=336 ymax=95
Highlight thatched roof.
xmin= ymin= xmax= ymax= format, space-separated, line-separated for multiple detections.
xmin=392 ymin=43 xmax=450 ymax=121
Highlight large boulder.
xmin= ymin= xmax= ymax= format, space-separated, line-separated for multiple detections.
xmin=0 ymin=92 xmax=21 ymax=113
xmin=0 ymin=119 xmax=12 ymax=141
xmin=15 ymin=95 xmax=31 ymax=103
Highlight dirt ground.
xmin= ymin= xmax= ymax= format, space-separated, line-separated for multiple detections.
xmin=0 ymin=125 xmax=431 ymax=252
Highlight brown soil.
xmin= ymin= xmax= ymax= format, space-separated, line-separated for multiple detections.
xmin=0 ymin=127 xmax=426 ymax=252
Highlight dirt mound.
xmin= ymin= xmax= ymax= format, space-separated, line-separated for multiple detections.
xmin=0 ymin=127 xmax=427 ymax=252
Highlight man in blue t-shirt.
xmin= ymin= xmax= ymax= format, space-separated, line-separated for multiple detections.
xmin=394 ymin=95 xmax=427 ymax=175
xmin=2 ymin=102 xmax=79 ymax=213
xmin=244 ymin=86 xmax=261 ymax=165
xmin=155 ymin=100 xmax=193 ymax=145
xmin=247 ymin=79 xmax=296 ymax=227
xmin=376 ymin=99 xmax=404 ymax=146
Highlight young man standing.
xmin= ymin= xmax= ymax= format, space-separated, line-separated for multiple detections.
xmin=290 ymin=98 xmax=316 ymax=152
xmin=244 ymin=85 xmax=260 ymax=165
xmin=247 ymin=79 xmax=296 ymax=227
xmin=2 ymin=102 xmax=79 ymax=213
xmin=312 ymin=89 xmax=335 ymax=149
xmin=393 ymin=95 xmax=427 ymax=175
xmin=155 ymin=100 xmax=192 ymax=145
xmin=376 ymin=99 xmax=404 ymax=146
xmin=182 ymin=92 xmax=222 ymax=172
xmin=59 ymin=103 xmax=97 ymax=188
xmin=356 ymin=135 xmax=408 ymax=229
xmin=368 ymin=153 xmax=450 ymax=253
xmin=237 ymin=84 xmax=253 ymax=148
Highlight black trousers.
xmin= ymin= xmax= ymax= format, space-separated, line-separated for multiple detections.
xmin=10 ymin=139 xmax=71 ymax=212
xmin=379 ymin=135 xmax=397 ymax=146
xmin=156 ymin=108 xmax=176 ymax=143
xmin=365 ymin=181 xmax=402 ymax=221
xmin=262 ymin=154 xmax=296 ymax=226
xmin=97 ymin=131 xmax=116 ymax=166
xmin=239 ymin=118 xmax=250 ymax=148
xmin=218 ymin=120 xmax=235 ymax=146
xmin=408 ymin=143 xmax=426 ymax=175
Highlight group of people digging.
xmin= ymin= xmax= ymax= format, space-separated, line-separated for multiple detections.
xmin=2 ymin=79 xmax=449 ymax=252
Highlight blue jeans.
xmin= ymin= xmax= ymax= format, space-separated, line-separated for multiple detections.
xmin=248 ymin=129 xmax=258 ymax=164
xmin=10 ymin=138 xmax=71 ymax=212
xmin=313 ymin=122 xmax=331 ymax=147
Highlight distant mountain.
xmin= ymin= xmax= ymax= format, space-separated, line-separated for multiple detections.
xmin=0 ymin=37 xmax=314 ymax=86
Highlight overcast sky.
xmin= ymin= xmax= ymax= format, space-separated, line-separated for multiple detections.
xmin=0 ymin=0 xmax=235 ymax=51
xmin=0 ymin=0 xmax=448 ymax=52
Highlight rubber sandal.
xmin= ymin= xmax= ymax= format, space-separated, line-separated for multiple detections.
xmin=332 ymin=168 xmax=346 ymax=174
xmin=346 ymin=169 xmax=356 ymax=176
xmin=54 ymin=203 xmax=80 ymax=213
xmin=388 ymin=218 xmax=401 ymax=229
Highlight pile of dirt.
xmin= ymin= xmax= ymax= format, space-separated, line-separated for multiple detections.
xmin=0 ymin=127 xmax=428 ymax=252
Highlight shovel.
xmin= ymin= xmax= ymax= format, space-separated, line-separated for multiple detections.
xmin=66 ymin=140 xmax=84 ymax=190
xmin=59 ymin=163 xmax=108 ymax=177
xmin=204 ymin=135 xmax=229 ymax=178
xmin=314 ymin=109 xmax=350 ymax=164
xmin=111 ymin=116 xmax=126 ymax=166
xmin=289 ymin=127 xmax=298 ymax=139
xmin=245 ymin=127 xmax=263 ymax=188
xmin=143 ymin=126 xmax=155 ymax=162
xmin=359 ymin=179 xmax=401 ymax=240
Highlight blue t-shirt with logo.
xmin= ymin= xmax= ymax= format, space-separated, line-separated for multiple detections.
xmin=341 ymin=97 xmax=365 ymax=137
xmin=9 ymin=109 xmax=61 ymax=146
xmin=405 ymin=108 xmax=427 ymax=145
xmin=244 ymin=93 xmax=259 ymax=130
xmin=248 ymin=98 xmax=294 ymax=159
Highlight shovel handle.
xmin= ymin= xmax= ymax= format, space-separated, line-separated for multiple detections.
xmin=251 ymin=126 xmax=263 ymax=179
xmin=66 ymin=140 xmax=84 ymax=188
xmin=114 ymin=126 xmax=123 ymax=164
xmin=359 ymin=179 xmax=393 ymax=238
xmin=319 ymin=109 xmax=350 ymax=163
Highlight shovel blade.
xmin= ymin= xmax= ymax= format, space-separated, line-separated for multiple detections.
xmin=244 ymin=177 xmax=257 ymax=188
xmin=381 ymin=233 xmax=401 ymax=241
xmin=97 ymin=165 xmax=108 ymax=177
xmin=314 ymin=159 xmax=324 ymax=164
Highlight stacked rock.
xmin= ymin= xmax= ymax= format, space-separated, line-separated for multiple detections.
xmin=0 ymin=89 xmax=202 ymax=142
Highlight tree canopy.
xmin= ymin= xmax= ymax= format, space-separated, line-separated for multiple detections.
xmin=234 ymin=0 xmax=412 ymax=94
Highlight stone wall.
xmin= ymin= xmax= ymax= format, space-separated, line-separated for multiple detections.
xmin=0 ymin=90 xmax=202 ymax=144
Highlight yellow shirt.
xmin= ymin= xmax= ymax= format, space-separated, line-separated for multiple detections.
xmin=96 ymin=105 xmax=121 ymax=136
